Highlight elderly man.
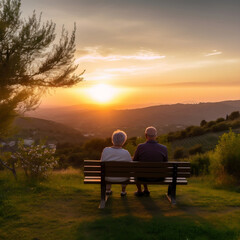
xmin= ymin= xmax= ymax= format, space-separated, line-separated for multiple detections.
xmin=133 ymin=126 xmax=168 ymax=196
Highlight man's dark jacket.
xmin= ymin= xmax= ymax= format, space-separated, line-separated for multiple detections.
xmin=133 ymin=140 xmax=168 ymax=162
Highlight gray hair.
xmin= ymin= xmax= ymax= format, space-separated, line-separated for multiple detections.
xmin=112 ymin=130 xmax=127 ymax=146
xmin=145 ymin=126 xmax=157 ymax=137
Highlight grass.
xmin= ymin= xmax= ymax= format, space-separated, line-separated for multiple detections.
xmin=0 ymin=169 xmax=240 ymax=240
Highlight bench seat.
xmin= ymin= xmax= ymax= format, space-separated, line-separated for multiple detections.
xmin=83 ymin=160 xmax=191 ymax=208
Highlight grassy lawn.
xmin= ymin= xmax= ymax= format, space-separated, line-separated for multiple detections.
xmin=0 ymin=169 xmax=240 ymax=240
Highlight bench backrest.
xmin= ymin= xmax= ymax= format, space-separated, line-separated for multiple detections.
xmin=84 ymin=160 xmax=191 ymax=179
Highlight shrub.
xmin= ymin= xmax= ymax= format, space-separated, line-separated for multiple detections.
xmin=173 ymin=147 xmax=185 ymax=159
xmin=206 ymin=121 xmax=216 ymax=128
xmin=189 ymin=144 xmax=203 ymax=155
xmin=83 ymin=138 xmax=111 ymax=152
xmin=68 ymin=152 xmax=85 ymax=167
xmin=231 ymin=120 xmax=240 ymax=129
xmin=200 ymin=120 xmax=207 ymax=127
xmin=211 ymin=122 xmax=229 ymax=132
xmin=210 ymin=130 xmax=240 ymax=183
xmin=14 ymin=140 xmax=58 ymax=179
xmin=216 ymin=118 xmax=225 ymax=123
xmin=189 ymin=126 xmax=205 ymax=137
xmin=228 ymin=111 xmax=240 ymax=120
xmin=189 ymin=152 xmax=211 ymax=176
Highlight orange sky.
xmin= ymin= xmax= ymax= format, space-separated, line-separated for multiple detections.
xmin=22 ymin=0 xmax=240 ymax=109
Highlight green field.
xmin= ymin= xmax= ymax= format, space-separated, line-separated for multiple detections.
xmin=171 ymin=128 xmax=240 ymax=152
xmin=0 ymin=169 xmax=240 ymax=240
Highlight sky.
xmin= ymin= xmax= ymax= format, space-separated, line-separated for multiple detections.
xmin=21 ymin=0 xmax=240 ymax=109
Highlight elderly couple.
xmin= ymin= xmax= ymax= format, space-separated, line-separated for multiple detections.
xmin=101 ymin=126 xmax=168 ymax=197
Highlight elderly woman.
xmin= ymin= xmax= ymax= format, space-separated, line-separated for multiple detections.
xmin=101 ymin=130 xmax=132 ymax=196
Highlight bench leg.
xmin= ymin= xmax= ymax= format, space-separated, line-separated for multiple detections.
xmin=99 ymin=183 xmax=106 ymax=209
xmin=166 ymin=184 xmax=176 ymax=205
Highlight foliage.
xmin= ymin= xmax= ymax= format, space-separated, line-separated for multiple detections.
xmin=55 ymin=138 xmax=112 ymax=168
xmin=0 ymin=0 xmax=83 ymax=137
xmin=210 ymin=122 xmax=229 ymax=132
xmin=228 ymin=111 xmax=240 ymax=121
xmin=165 ymin=111 xmax=240 ymax=142
xmin=210 ymin=130 xmax=240 ymax=183
xmin=0 ymin=147 xmax=17 ymax=178
xmin=216 ymin=117 xmax=225 ymax=123
xmin=13 ymin=140 xmax=58 ymax=179
xmin=188 ymin=126 xmax=205 ymax=137
xmin=83 ymin=138 xmax=111 ymax=152
xmin=188 ymin=144 xmax=202 ymax=155
xmin=188 ymin=152 xmax=211 ymax=176
xmin=173 ymin=147 xmax=185 ymax=159
xmin=200 ymin=119 xmax=207 ymax=127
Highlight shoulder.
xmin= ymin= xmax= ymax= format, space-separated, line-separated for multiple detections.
xmin=101 ymin=147 xmax=114 ymax=156
xmin=121 ymin=148 xmax=131 ymax=155
xmin=136 ymin=142 xmax=146 ymax=149
xmin=102 ymin=147 xmax=112 ymax=153
xmin=121 ymin=149 xmax=132 ymax=160
xmin=158 ymin=144 xmax=168 ymax=151
xmin=158 ymin=143 xmax=167 ymax=148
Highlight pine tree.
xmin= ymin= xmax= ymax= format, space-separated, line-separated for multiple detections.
xmin=0 ymin=0 xmax=84 ymax=137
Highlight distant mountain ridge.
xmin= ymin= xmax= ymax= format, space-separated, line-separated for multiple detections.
xmin=28 ymin=100 xmax=240 ymax=137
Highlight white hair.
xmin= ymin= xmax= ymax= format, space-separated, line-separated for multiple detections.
xmin=112 ymin=130 xmax=127 ymax=146
xmin=145 ymin=126 xmax=157 ymax=137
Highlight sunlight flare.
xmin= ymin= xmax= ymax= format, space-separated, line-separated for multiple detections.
xmin=87 ymin=83 xmax=118 ymax=103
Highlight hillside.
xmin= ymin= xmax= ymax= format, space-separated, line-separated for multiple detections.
xmin=28 ymin=100 xmax=240 ymax=137
xmin=171 ymin=128 xmax=240 ymax=152
xmin=13 ymin=117 xmax=86 ymax=144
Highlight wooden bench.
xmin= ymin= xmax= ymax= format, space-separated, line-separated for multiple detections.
xmin=84 ymin=160 xmax=191 ymax=208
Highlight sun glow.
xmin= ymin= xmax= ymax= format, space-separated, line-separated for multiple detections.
xmin=88 ymin=84 xmax=118 ymax=103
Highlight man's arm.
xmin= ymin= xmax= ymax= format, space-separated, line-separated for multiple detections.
xmin=164 ymin=147 xmax=168 ymax=162
xmin=133 ymin=146 xmax=140 ymax=161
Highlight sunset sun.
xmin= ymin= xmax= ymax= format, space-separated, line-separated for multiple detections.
xmin=88 ymin=84 xmax=117 ymax=103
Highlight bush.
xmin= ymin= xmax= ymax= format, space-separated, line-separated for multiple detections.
xmin=216 ymin=118 xmax=225 ymax=123
xmin=189 ymin=144 xmax=203 ymax=155
xmin=211 ymin=122 xmax=229 ymax=132
xmin=206 ymin=121 xmax=216 ymax=128
xmin=188 ymin=126 xmax=205 ymax=137
xmin=231 ymin=120 xmax=240 ymax=129
xmin=228 ymin=111 xmax=240 ymax=120
xmin=14 ymin=140 xmax=58 ymax=179
xmin=200 ymin=120 xmax=207 ymax=127
xmin=210 ymin=130 xmax=240 ymax=183
xmin=189 ymin=152 xmax=211 ymax=176
xmin=83 ymin=138 xmax=111 ymax=152
xmin=173 ymin=147 xmax=185 ymax=159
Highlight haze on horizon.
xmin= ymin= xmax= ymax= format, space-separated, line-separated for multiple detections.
xmin=22 ymin=0 xmax=240 ymax=109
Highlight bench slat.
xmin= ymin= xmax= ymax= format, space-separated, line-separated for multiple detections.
xmin=84 ymin=166 xmax=101 ymax=171
xmin=84 ymin=177 xmax=188 ymax=185
xmin=84 ymin=171 xmax=101 ymax=176
xmin=84 ymin=160 xmax=101 ymax=166
xmin=104 ymin=172 xmax=190 ymax=178
xmin=84 ymin=160 xmax=191 ymax=167
xmin=104 ymin=161 xmax=190 ymax=167
xmin=105 ymin=167 xmax=191 ymax=173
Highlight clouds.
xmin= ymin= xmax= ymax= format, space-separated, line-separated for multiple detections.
xmin=75 ymin=47 xmax=165 ymax=63
xmin=20 ymin=0 xmax=240 ymax=108
xmin=205 ymin=50 xmax=222 ymax=57
xmin=22 ymin=0 xmax=240 ymax=54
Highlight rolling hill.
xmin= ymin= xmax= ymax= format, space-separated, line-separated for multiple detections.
xmin=13 ymin=117 xmax=86 ymax=144
xmin=28 ymin=100 xmax=240 ymax=137
xmin=171 ymin=128 xmax=240 ymax=153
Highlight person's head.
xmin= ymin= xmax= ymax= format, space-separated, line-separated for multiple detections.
xmin=145 ymin=126 xmax=157 ymax=140
xmin=111 ymin=130 xmax=127 ymax=147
